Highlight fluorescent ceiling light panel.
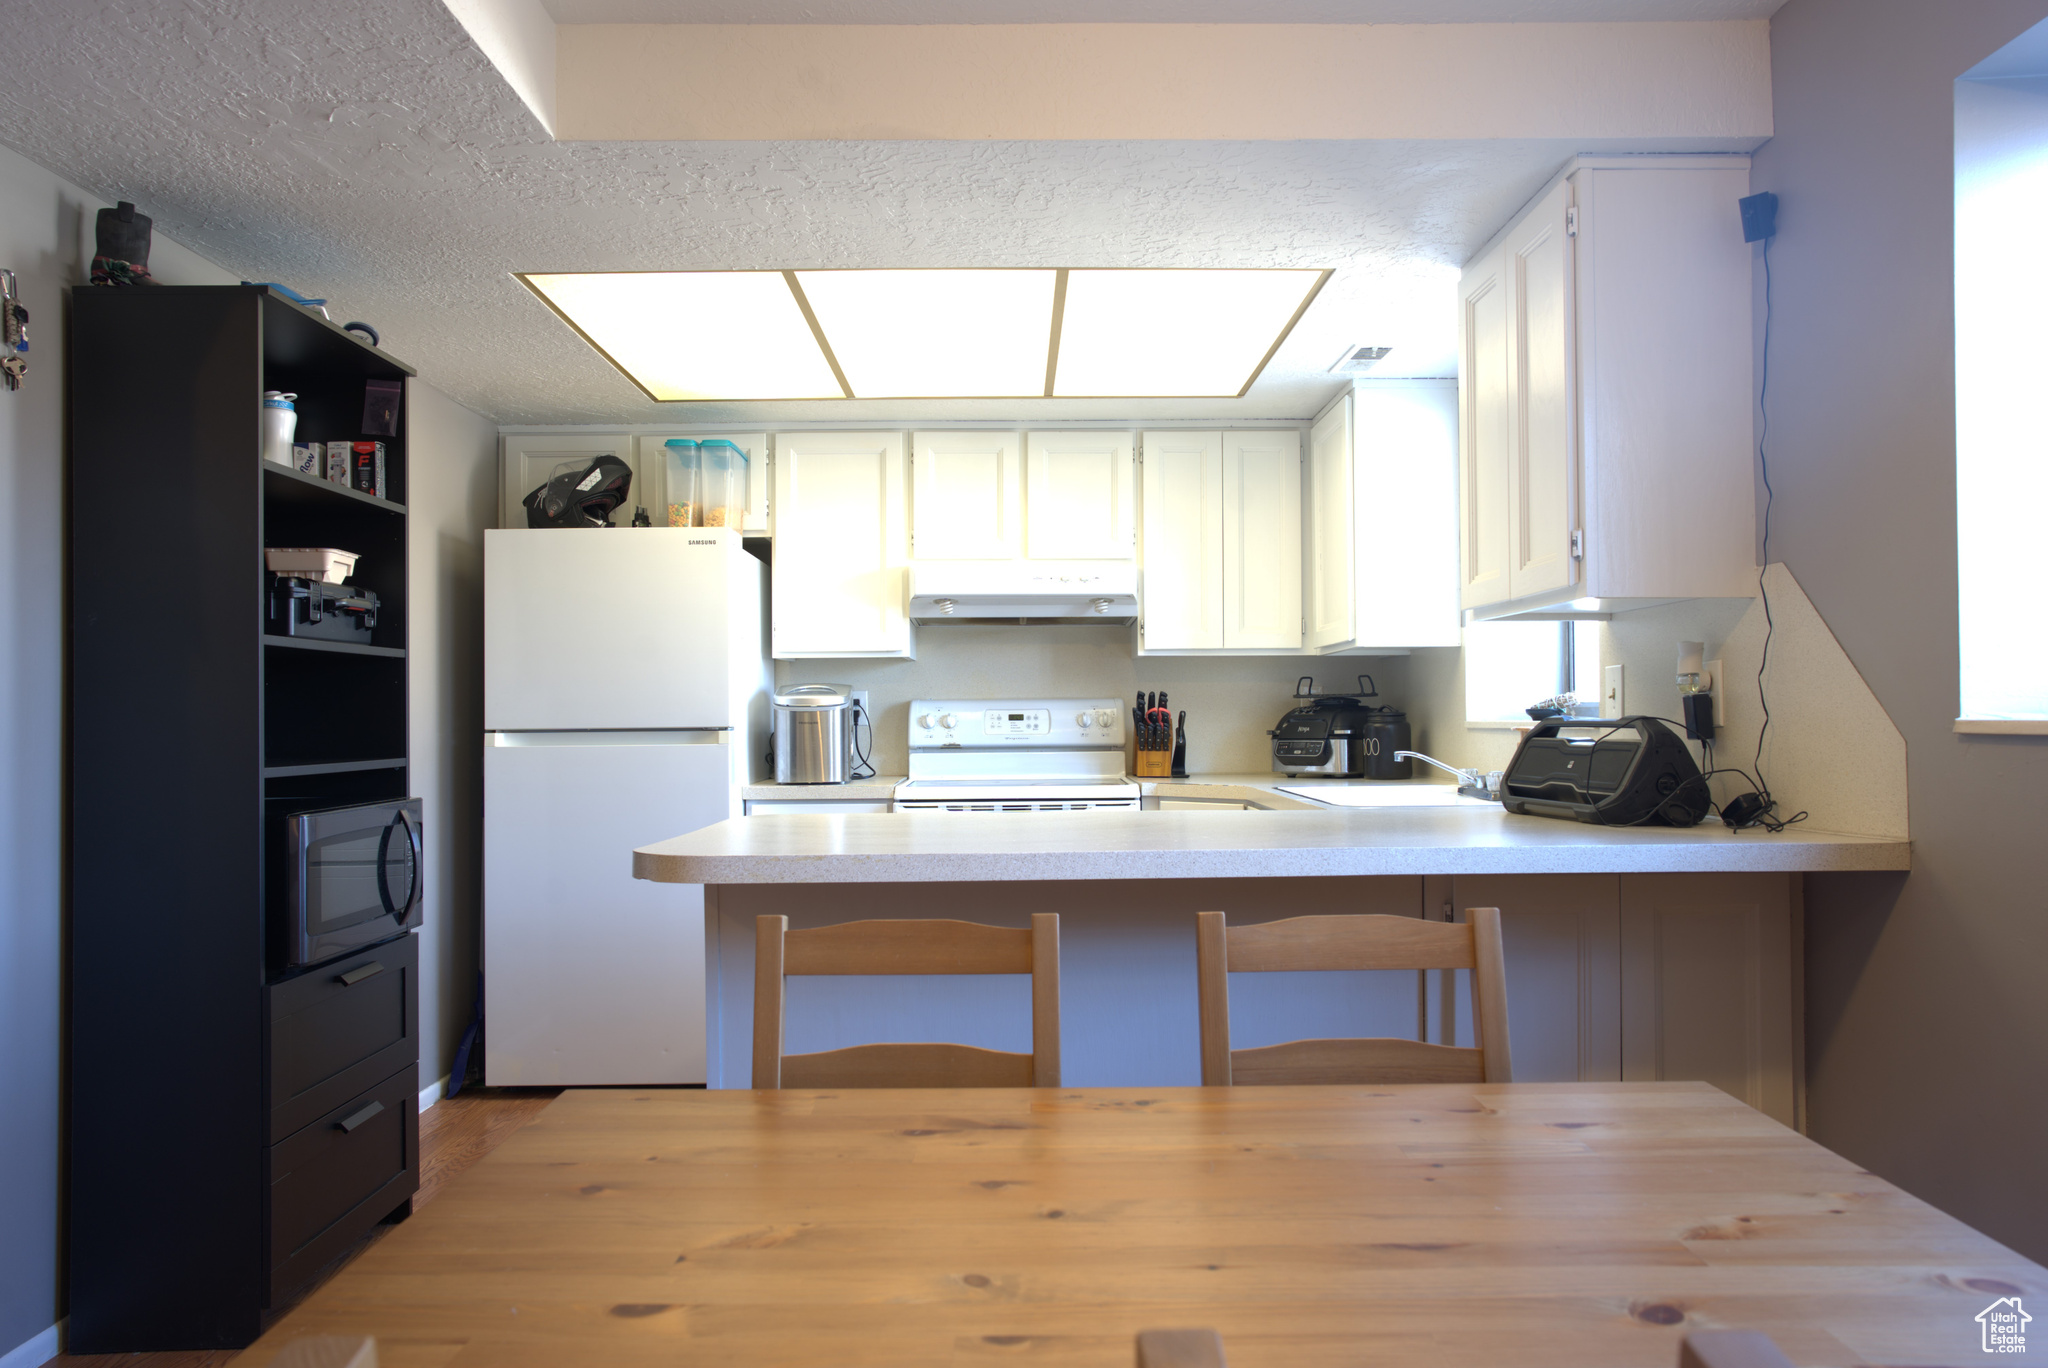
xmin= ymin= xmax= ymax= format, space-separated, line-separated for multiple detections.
xmin=795 ymin=269 xmax=1057 ymax=398
xmin=520 ymin=271 xmax=844 ymax=401
xmin=1052 ymin=269 xmax=1329 ymax=397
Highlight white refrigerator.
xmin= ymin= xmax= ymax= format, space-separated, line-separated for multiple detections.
xmin=482 ymin=527 xmax=768 ymax=1085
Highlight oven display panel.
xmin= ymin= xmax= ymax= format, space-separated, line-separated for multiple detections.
xmin=982 ymin=709 xmax=1051 ymax=737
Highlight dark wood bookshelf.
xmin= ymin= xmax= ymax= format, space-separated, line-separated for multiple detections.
xmin=68 ymin=285 xmax=422 ymax=1351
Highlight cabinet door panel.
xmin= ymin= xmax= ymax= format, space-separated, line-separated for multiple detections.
xmin=1306 ymin=397 xmax=1354 ymax=648
xmin=1350 ymin=382 xmax=1461 ymax=649
xmin=1620 ymin=873 xmax=1794 ymax=1126
xmin=1222 ymin=430 xmax=1302 ymax=650
xmin=1444 ymin=875 xmax=1621 ymax=1082
xmin=1025 ymin=431 xmax=1135 ymax=560
xmin=771 ymin=432 xmax=910 ymax=656
xmin=1459 ymin=251 xmax=1512 ymax=607
xmin=1509 ymin=179 xmax=1578 ymax=600
xmin=1139 ymin=431 xmax=1223 ymax=651
xmin=912 ymin=430 xmax=1021 ymax=560
xmin=501 ymin=434 xmax=634 ymax=531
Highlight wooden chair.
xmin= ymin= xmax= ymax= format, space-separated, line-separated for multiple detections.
xmin=753 ymin=914 xmax=1060 ymax=1088
xmin=1680 ymin=1331 xmax=1796 ymax=1368
xmin=1136 ymin=1328 xmax=1226 ymax=1368
xmin=1195 ymin=909 xmax=1511 ymax=1086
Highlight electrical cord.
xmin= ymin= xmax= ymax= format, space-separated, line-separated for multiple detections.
xmin=849 ymin=701 xmax=875 ymax=780
xmin=1750 ymin=232 xmax=1787 ymax=828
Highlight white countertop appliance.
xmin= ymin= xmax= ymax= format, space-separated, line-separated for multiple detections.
xmin=894 ymin=697 xmax=1139 ymax=812
xmin=482 ymin=527 xmax=769 ymax=1086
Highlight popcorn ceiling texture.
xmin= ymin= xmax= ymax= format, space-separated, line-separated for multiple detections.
xmin=0 ymin=0 xmax=1752 ymax=425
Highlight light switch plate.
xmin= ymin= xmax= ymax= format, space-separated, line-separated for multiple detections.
xmin=1603 ymin=664 xmax=1625 ymax=718
xmin=1704 ymin=661 xmax=1725 ymax=726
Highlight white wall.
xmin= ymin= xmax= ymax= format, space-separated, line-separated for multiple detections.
xmin=0 ymin=142 xmax=235 ymax=1368
xmin=775 ymin=628 xmax=1412 ymax=776
xmin=405 ymin=382 xmax=500 ymax=1103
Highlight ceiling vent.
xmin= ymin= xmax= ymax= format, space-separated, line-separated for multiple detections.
xmin=1328 ymin=345 xmax=1392 ymax=374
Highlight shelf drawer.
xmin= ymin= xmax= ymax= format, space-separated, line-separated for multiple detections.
xmin=269 ymin=1064 xmax=417 ymax=1303
xmin=269 ymin=934 xmax=416 ymax=1142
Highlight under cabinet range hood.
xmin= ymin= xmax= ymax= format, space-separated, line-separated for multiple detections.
xmin=908 ymin=563 xmax=1138 ymax=625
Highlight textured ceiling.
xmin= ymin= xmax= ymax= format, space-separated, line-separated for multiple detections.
xmin=545 ymin=0 xmax=1786 ymax=21
xmin=0 ymin=0 xmax=1760 ymax=424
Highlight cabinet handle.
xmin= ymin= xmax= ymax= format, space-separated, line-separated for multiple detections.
xmin=336 ymin=1101 xmax=385 ymax=1134
xmin=336 ymin=961 xmax=385 ymax=987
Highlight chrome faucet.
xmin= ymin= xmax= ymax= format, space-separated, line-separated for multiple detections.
xmin=1393 ymin=750 xmax=1495 ymax=799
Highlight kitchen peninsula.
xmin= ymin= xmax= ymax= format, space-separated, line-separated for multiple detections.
xmin=636 ymin=796 xmax=1908 ymax=1124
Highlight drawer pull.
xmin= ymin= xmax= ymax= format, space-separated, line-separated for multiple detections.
xmin=336 ymin=1101 xmax=385 ymax=1133
xmin=336 ymin=961 xmax=385 ymax=987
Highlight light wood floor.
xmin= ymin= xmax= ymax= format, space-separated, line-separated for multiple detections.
xmin=44 ymin=1086 xmax=562 ymax=1368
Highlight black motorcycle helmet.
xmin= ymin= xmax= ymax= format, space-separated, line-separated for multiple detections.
xmin=523 ymin=455 xmax=633 ymax=528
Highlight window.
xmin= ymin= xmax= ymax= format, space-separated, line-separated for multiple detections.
xmin=1955 ymin=21 xmax=2048 ymax=732
xmin=1464 ymin=620 xmax=1604 ymax=724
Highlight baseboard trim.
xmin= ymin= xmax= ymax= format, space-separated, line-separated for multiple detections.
xmin=1 ymin=1319 xmax=61 ymax=1368
xmin=419 ymin=1073 xmax=451 ymax=1113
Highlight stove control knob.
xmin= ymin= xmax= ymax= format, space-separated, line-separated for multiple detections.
xmin=1095 ymin=709 xmax=1116 ymax=728
xmin=917 ymin=713 xmax=936 ymax=729
xmin=1076 ymin=712 xmax=1092 ymax=728
xmin=939 ymin=713 xmax=957 ymax=729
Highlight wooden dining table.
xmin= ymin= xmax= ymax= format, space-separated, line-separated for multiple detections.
xmin=246 ymin=1082 xmax=2040 ymax=1368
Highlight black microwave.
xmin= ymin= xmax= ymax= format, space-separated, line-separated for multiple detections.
xmin=283 ymin=798 xmax=423 ymax=969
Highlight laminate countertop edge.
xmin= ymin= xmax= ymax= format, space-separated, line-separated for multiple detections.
xmin=635 ymin=808 xmax=1911 ymax=884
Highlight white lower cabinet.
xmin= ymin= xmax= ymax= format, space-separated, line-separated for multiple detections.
xmin=771 ymin=431 xmax=912 ymax=659
xmin=1138 ymin=429 xmax=1300 ymax=654
xmin=1439 ymin=872 xmax=1797 ymax=1127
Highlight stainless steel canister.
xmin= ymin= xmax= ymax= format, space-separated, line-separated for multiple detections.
xmin=772 ymin=684 xmax=854 ymax=784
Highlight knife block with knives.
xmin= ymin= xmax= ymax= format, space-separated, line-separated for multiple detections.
xmin=1133 ymin=692 xmax=1184 ymax=778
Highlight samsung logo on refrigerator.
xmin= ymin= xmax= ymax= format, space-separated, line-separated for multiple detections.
xmin=688 ymin=539 xmax=718 ymax=545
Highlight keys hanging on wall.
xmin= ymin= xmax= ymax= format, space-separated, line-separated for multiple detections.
xmin=0 ymin=270 xmax=26 ymax=391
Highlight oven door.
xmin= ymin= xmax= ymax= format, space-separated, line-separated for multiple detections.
xmin=288 ymin=799 xmax=423 ymax=968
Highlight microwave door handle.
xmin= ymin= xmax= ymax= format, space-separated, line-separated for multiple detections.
xmin=395 ymin=806 xmax=422 ymax=919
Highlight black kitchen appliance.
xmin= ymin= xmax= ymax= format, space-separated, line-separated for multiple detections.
xmin=269 ymin=574 xmax=380 ymax=642
xmin=276 ymin=797 xmax=423 ymax=967
xmin=1271 ymin=675 xmax=1409 ymax=778
xmin=1498 ymin=716 xmax=1710 ymax=827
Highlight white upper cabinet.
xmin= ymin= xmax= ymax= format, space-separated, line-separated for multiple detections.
xmin=1025 ymin=431 xmax=1136 ymax=560
xmin=1221 ymin=430 xmax=1303 ymax=650
xmin=1459 ymin=156 xmax=1758 ymax=618
xmin=1306 ymin=399 xmax=1355 ymax=650
xmin=911 ymin=430 xmax=1022 ymax=560
xmin=1139 ymin=431 xmax=1224 ymax=651
xmin=1306 ymin=383 xmax=1461 ymax=653
xmin=1139 ymin=430 xmax=1301 ymax=654
xmin=770 ymin=431 xmax=912 ymax=659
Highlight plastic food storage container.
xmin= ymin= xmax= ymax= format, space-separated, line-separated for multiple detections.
xmin=663 ymin=439 xmax=700 ymax=527
xmin=700 ymin=439 xmax=747 ymax=528
xmin=265 ymin=547 xmax=359 ymax=584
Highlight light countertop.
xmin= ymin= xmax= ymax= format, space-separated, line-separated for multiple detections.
xmin=740 ymin=775 xmax=905 ymax=802
xmin=639 ymin=791 xmax=1911 ymax=883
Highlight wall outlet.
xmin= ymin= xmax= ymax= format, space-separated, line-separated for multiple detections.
xmin=1603 ymin=664 xmax=1626 ymax=718
xmin=1704 ymin=660 xmax=1725 ymax=726
xmin=850 ymin=689 xmax=871 ymax=721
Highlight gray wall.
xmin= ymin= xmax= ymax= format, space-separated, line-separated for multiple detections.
xmin=1759 ymin=0 xmax=2048 ymax=1259
xmin=0 ymin=144 xmax=236 ymax=1362
xmin=405 ymin=382 xmax=499 ymax=1099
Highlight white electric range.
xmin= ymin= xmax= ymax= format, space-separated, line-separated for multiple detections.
xmin=892 ymin=697 xmax=1140 ymax=812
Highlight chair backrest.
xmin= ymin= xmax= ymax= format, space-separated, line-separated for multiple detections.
xmin=1680 ymin=1332 xmax=1796 ymax=1368
xmin=1195 ymin=909 xmax=1511 ymax=1086
xmin=1136 ymin=1328 xmax=1227 ymax=1368
xmin=753 ymin=914 xmax=1060 ymax=1088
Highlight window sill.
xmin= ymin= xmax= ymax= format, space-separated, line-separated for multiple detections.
xmin=1955 ymin=718 xmax=2048 ymax=735
xmin=1465 ymin=719 xmax=1538 ymax=730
